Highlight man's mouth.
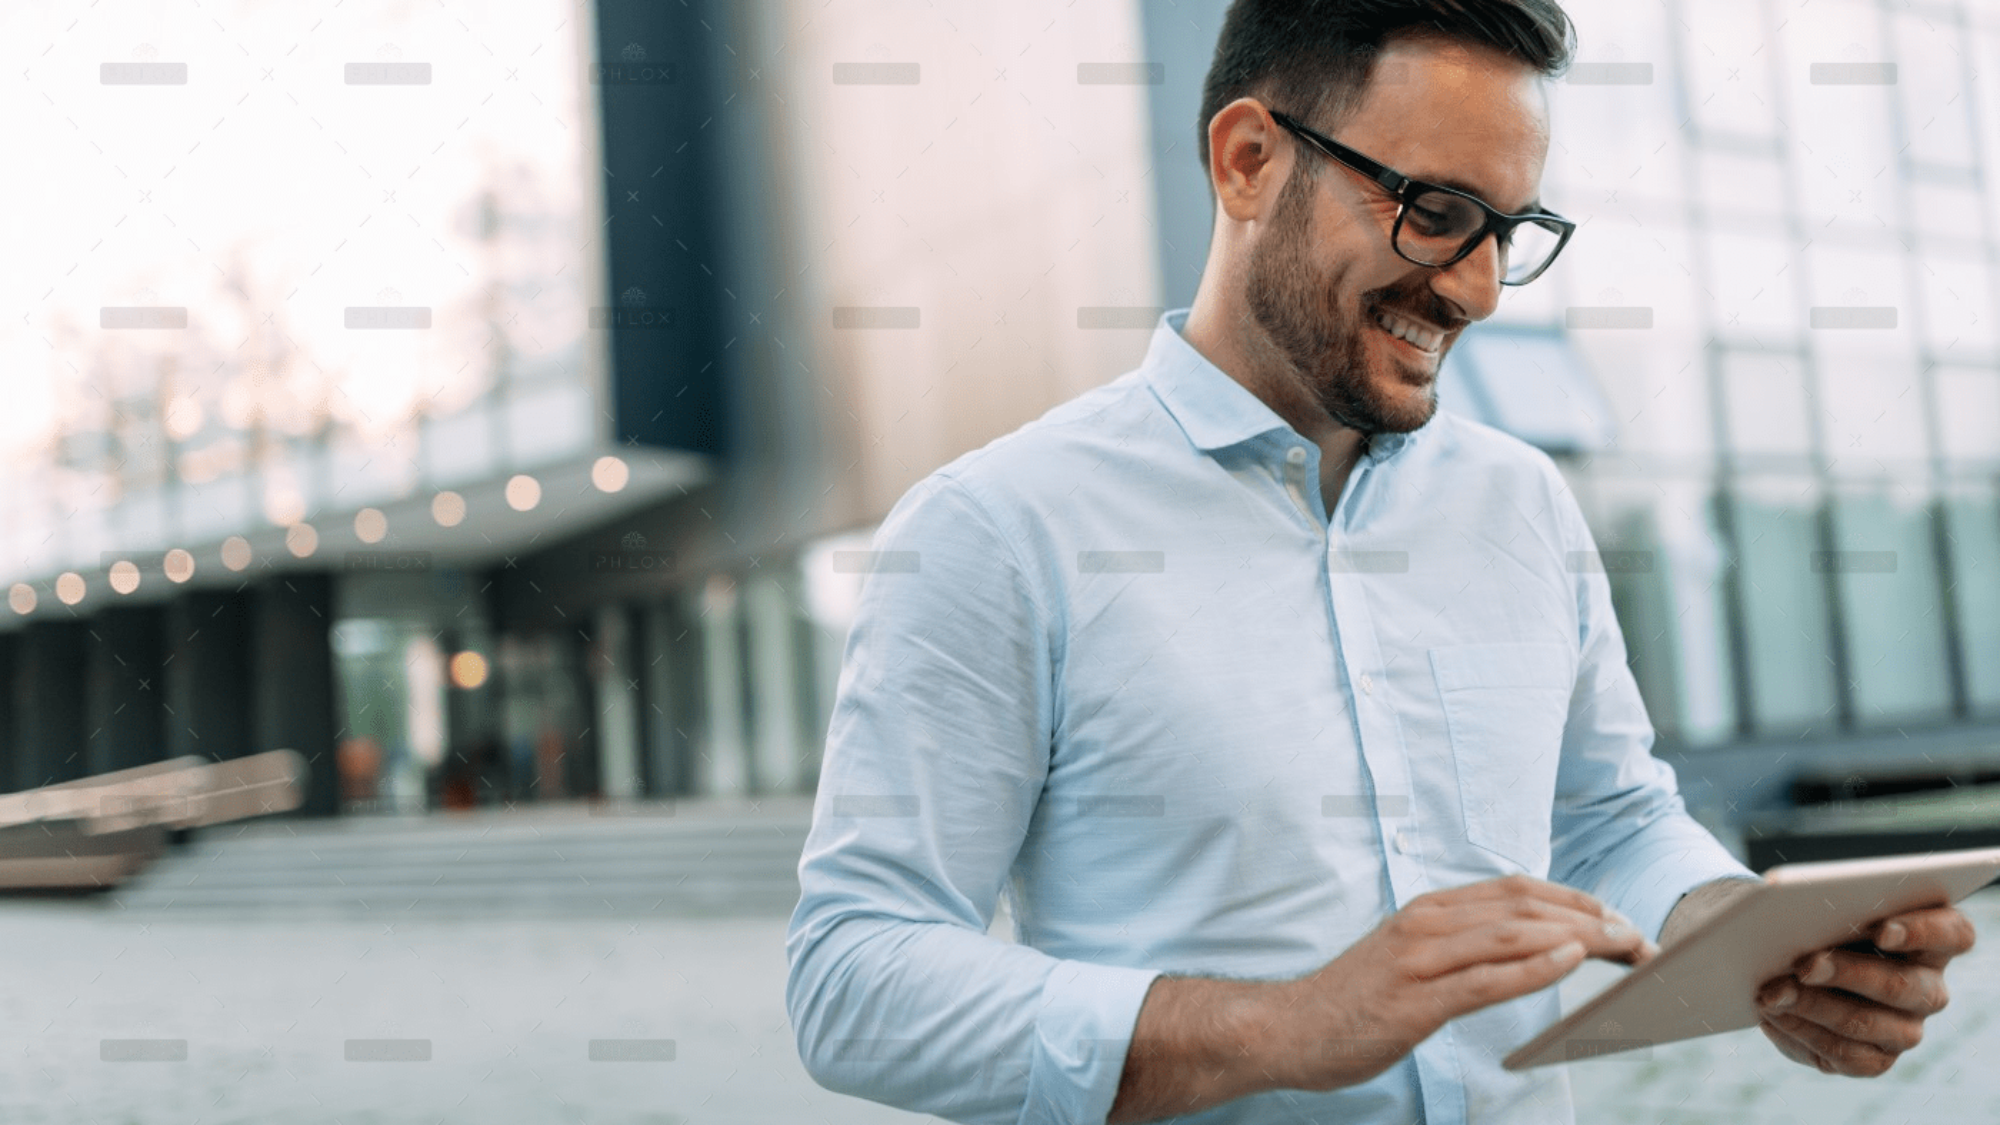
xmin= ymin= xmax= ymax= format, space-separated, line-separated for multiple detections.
xmin=1371 ymin=307 xmax=1445 ymax=357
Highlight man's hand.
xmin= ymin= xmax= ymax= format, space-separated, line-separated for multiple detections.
xmin=1109 ymin=874 xmax=1650 ymax=1123
xmin=1754 ymin=904 xmax=1976 ymax=1077
xmin=1263 ymin=874 xmax=1656 ymax=1092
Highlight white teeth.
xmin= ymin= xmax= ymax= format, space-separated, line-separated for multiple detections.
xmin=1374 ymin=310 xmax=1442 ymax=353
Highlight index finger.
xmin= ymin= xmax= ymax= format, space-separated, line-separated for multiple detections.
xmin=1427 ymin=874 xmax=1627 ymax=923
xmin=1874 ymin=904 xmax=1977 ymax=967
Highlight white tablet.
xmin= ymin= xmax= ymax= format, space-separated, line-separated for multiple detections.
xmin=1503 ymin=845 xmax=2000 ymax=1070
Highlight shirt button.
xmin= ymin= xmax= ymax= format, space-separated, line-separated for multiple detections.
xmin=1360 ymin=673 xmax=1375 ymax=696
xmin=1393 ymin=829 xmax=1413 ymax=855
xmin=1286 ymin=446 xmax=1309 ymax=465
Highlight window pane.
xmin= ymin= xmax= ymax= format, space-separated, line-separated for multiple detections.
xmin=1814 ymin=345 xmax=1928 ymax=471
xmin=1897 ymin=11 xmax=1977 ymax=173
xmin=1730 ymin=479 xmax=1839 ymax=734
xmin=1697 ymin=149 xmax=1787 ymax=225
xmin=1704 ymin=233 xmax=1800 ymax=335
xmin=1830 ymin=488 xmax=1955 ymax=724
xmin=1806 ymin=246 xmax=1910 ymax=331
xmin=1944 ymin=489 xmax=2000 ymax=714
xmin=1910 ymin=179 xmax=1986 ymax=250
xmin=1684 ymin=0 xmax=1779 ymax=144
xmin=1721 ymin=351 xmax=1814 ymax=459
xmin=1790 ymin=1 xmax=1902 ymax=238
xmin=1921 ymin=255 xmax=1998 ymax=359
xmin=1937 ymin=366 xmax=2000 ymax=463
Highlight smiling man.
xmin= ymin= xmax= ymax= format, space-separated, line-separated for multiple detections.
xmin=785 ymin=3 xmax=1976 ymax=1123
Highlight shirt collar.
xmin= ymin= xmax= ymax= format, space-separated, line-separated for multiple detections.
xmin=1142 ymin=308 xmax=1422 ymax=463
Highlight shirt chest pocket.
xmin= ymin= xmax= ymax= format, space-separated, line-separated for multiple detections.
xmin=1429 ymin=643 xmax=1574 ymax=874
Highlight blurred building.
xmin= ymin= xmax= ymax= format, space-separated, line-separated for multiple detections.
xmin=4 ymin=0 xmax=1999 ymax=830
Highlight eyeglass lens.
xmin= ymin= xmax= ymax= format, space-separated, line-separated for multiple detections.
xmin=1397 ymin=188 xmax=1564 ymax=283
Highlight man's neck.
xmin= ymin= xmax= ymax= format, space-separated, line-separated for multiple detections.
xmin=1181 ymin=299 xmax=1370 ymax=520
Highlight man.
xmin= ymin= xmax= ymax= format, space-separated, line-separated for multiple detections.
xmin=785 ymin=2 xmax=1977 ymax=1122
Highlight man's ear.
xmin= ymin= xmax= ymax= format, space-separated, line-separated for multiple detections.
xmin=1207 ymin=97 xmax=1292 ymax=224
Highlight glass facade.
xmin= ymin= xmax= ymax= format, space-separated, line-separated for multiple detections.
xmin=8 ymin=0 xmax=2000 ymax=809
xmin=1525 ymin=0 xmax=2000 ymax=748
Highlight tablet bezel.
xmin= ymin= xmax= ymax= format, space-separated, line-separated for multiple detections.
xmin=1501 ymin=845 xmax=2000 ymax=1071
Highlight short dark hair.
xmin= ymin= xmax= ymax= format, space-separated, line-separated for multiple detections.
xmin=1197 ymin=0 xmax=1575 ymax=178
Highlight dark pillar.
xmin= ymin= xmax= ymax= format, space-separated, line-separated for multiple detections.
xmin=557 ymin=628 xmax=601 ymax=800
xmin=14 ymin=620 xmax=90 ymax=790
xmin=0 ymin=631 xmax=17 ymax=789
xmin=592 ymin=0 xmax=734 ymax=459
xmin=85 ymin=605 xmax=167 ymax=776
xmin=640 ymin=597 xmax=702 ymax=797
xmin=251 ymin=574 xmax=340 ymax=817
xmin=164 ymin=590 xmax=253 ymax=764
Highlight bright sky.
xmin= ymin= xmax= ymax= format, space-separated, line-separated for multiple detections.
xmin=0 ymin=0 xmax=593 ymax=563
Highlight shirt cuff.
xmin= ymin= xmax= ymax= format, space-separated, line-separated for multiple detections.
xmin=1595 ymin=838 xmax=1759 ymax=944
xmin=1022 ymin=960 xmax=1165 ymax=1125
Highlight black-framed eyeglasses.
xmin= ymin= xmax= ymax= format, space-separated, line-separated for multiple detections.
xmin=1268 ymin=108 xmax=1575 ymax=286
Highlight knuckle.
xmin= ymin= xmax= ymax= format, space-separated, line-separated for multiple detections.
xmin=1875 ymin=966 xmax=1913 ymax=1006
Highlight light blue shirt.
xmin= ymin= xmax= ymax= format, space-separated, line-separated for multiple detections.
xmin=786 ymin=309 xmax=1754 ymax=1125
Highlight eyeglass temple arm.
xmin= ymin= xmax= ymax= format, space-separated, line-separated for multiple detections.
xmin=1268 ymin=109 xmax=1412 ymax=197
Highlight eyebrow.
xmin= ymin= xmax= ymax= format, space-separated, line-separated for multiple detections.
xmin=1417 ymin=173 xmax=1542 ymax=218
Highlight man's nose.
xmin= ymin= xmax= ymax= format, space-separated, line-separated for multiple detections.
xmin=1428 ymin=233 xmax=1505 ymax=324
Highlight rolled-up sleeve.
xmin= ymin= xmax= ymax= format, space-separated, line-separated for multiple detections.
xmin=1545 ymin=479 xmax=1756 ymax=943
xmin=784 ymin=472 xmax=1163 ymax=1125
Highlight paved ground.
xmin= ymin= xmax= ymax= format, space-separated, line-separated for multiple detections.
xmin=3 ymin=880 xmax=1996 ymax=1123
xmin=0 ymin=903 xmax=926 ymax=1125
